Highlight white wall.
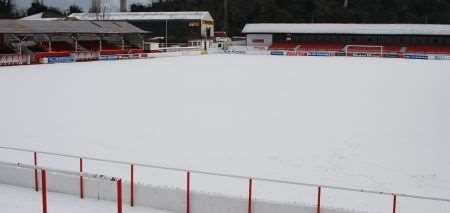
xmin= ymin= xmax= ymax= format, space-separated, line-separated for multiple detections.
xmin=246 ymin=34 xmax=273 ymax=47
xmin=0 ymin=162 xmax=362 ymax=213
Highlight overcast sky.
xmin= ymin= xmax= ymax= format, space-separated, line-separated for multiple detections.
xmin=13 ymin=0 xmax=155 ymax=12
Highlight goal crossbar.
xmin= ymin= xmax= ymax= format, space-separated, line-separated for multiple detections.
xmin=344 ymin=45 xmax=384 ymax=56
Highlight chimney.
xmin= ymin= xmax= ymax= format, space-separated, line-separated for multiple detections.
xmin=120 ymin=0 xmax=127 ymax=12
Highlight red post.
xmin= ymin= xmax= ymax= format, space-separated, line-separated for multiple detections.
xmin=80 ymin=158 xmax=84 ymax=199
xmin=130 ymin=164 xmax=134 ymax=207
xmin=248 ymin=178 xmax=253 ymax=213
xmin=41 ymin=169 xmax=47 ymax=213
xmin=393 ymin=194 xmax=397 ymax=213
xmin=186 ymin=171 xmax=190 ymax=213
xmin=317 ymin=186 xmax=321 ymax=213
xmin=34 ymin=152 xmax=38 ymax=192
xmin=117 ymin=179 xmax=122 ymax=213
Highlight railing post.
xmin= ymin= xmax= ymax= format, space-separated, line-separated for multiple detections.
xmin=248 ymin=178 xmax=253 ymax=213
xmin=317 ymin=186 xmax=321 ymax=213
xmin=34 ymin=152 xmax=38 ymax=192
xmin=80 ymin=158 xmax=84 ymax=199
xmin=41 ymin=169 xmax=47 ymax=213
xmin=130 ymin=164 xmax=134 ymax=207
xmin=117 ymin=178 xmax=122 ymax=213
xmin=186 ymin=171 xmax=190 ymax=213
xmin=393 ymin=194 xmax=397 ymax=213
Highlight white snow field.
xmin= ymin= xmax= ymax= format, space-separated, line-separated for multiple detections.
xmin=0 ymin=184 xmax=173 ymax=213
xmin=1 ymin=55 xmax=450 ymax=212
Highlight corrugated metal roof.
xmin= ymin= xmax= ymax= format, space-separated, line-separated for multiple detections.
xmin=242 ymin=24 xmax=450 ymax=36
xmin=0 ymin=20 xmax=149 ymax=34
xmin=69 ymin=12 xmax=214 ymax=22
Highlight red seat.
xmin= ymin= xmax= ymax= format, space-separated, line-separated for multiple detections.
xmin=299 ymin=43 xmax=344 ymax=52
xmin=270 ymin=42 xmax=297 ymax=50
xmin=406 ymin=45 xmax=450 ymax=54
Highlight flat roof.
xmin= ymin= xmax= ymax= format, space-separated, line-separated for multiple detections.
xmin=242 ymin=24 xmax=450 ymax=36
xmin=0 ymin=20 xmax=148 ymax=34
xmin=69 ymin=12 xmax=214 ymax=22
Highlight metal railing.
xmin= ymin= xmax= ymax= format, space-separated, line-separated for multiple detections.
xmin=0 ymin=145 xmax=449 ymax=213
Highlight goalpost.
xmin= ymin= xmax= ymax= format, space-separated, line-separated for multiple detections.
xmin=344 ymin=45 xmax=384 ymax=57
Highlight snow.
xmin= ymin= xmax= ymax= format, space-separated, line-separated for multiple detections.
xmin=242 ymin=23 xmax=450 ymax=36
xmin=0 ymin=55 xmax=450 ymax=212
xmin=0 ymin=183 xmax=173 ymax=213
xmin=70 ymin=11 xmax=214 ymax=21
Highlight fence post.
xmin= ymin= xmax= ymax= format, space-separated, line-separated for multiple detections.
xmin=80 ymin=158 xmax=84 ymax=199
xmin=393 ymin=194 xmax=397 ymax=213
xmin=248 ymin=178 xmax=253 ymax=213
xmin=34 ymin=152 xmax=38 ymax=192
xmin=186 ymin=171 xmax=190 ymax=213
xmin=130 ymin=164 xmax=134 ymax=207
xmin=41 ymin=169 xmax=47 ymax=213
xmin=117 ymin=179 xmax=122 ymax=213
xmin=317 ymin=186 xmax=321 ymax=213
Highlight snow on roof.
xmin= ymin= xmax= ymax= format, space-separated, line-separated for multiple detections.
xmin=0 ymin=20 xmax=148 ymax=34
xmin=21 ymin=12 xmax=65 ymax=21
xmin=69 ymin=12 xmax=214 ymax=22
xmin=242 ymin=23 xmax=450 ymax=36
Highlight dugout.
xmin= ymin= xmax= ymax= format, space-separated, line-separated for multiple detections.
xmin=69 ymin=12 xmax=215 ymax=44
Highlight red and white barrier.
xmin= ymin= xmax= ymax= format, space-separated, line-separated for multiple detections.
xmin=41 ymin=169 xmax=47 ymax=213
xmin=0 ymin=54 xmax=30 ymax=66
xmin=80 ymin=158 xmax=84 ymax=199
xmin=0 ymin=147 xmax=449 ymax=213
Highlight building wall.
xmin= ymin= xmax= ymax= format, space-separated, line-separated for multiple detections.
xmin=129 ymin=20 xmax=203 ymax=43
xmin=246 ymin=34 xmax=273 ymax=47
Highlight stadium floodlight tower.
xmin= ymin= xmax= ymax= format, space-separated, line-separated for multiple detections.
xmin=120 ymin=0 xmax=127 ymax=12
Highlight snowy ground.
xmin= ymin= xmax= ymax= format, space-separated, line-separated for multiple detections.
xmin=0 ymin=184 xmax=172 ymax=213
xmin=0 ymin=55 xmax=450 ymax=212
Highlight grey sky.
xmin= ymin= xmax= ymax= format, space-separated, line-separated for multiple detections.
xmin=13 ymin=0 xmax=155 ymax=12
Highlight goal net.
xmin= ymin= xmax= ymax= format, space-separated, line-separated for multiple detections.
xmin=344 ymin=45 xmax=384 ymax=57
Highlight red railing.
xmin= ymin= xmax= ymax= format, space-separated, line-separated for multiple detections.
xmin=1 ymin=146 xmax=449 ymax=213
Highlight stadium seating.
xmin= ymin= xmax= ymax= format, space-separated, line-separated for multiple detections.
xmin=298 ymin=43 xmax=345 ymax=52
xmin=78 ymin=41 xmax=101 ymax=51
xmin=41 ymin=41 xmax=74 ymax=52
xmin=382 ymin=45 xmax=403 ymax=53
xmin=270 ymin=42 xmax=298 ymax=50
xmin=0 ymin=46 xmax=15 ymax=54
xmin=406 ymin=45 xmax=450 ymax=54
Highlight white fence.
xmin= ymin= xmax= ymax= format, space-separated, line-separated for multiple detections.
xmin=0 ymin=54 xmax=31 ymax=66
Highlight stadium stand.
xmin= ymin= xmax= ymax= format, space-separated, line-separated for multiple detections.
xmin=0 ymin=20 xmax=150 ymax=65
xmin=244 ymin=24 xmax=450 ymax=58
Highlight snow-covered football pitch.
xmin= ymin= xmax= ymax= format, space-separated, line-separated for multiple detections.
xmin=0 ymin=55 xmax=449 ymax=212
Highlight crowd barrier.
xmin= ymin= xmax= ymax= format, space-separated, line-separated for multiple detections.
xmin=0 ymin=54 xmax=31 ymax=66
xmin=227 ymin=46 xmax=450 ymax=61
xmin=0 ymin=161 xmax=354 ymax=213
xmin=1 ymin=146 xmax=450 ymax=213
